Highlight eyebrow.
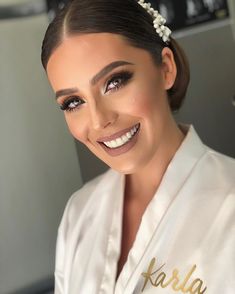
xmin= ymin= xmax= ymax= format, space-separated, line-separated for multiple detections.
xmin=55 ymin=60 xmax=134 ymax=100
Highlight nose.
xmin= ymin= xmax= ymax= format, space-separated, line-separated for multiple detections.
xmin=89 ymin=102 xmax=118 ymax=130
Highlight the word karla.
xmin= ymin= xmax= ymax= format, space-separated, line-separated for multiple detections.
xmin=141 ymin=257 xmax=207 ymax=293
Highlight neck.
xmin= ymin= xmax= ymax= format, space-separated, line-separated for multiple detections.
xmin=125 ymin=121 xmax=186 ymax=206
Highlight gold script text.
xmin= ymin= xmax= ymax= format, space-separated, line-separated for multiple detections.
xmin=141 ymin=257 xmax=207 ymax=293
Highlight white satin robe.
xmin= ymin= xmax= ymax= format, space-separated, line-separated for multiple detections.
xmin=54 ymin=124 xmax=235 ymax=294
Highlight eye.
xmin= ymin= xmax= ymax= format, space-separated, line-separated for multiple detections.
xmin=60 ymin=96 xmax=85 ymax=112
xmin=105 ymin=70 xmax=133 ymax=93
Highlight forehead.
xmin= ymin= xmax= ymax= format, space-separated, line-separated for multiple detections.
xmin=46 ymin=32 xmax=155 ymax=89
xmin=47 ymin=33 xmax=134 ymax=69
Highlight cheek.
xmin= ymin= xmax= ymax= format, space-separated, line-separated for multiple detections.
xmin=64 ymin=114 xmax=89 ymax=144
xmin=125 ymin=70 xmax=164 ymax=114
xmin=126 ymin=89 xmax=159 ymax=118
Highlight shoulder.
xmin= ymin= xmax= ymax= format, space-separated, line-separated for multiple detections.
xmin=54 ymin=168 xmax=118 ymax=276
xmin=193 ymin=147 xmax=235 ymax=219
xmin=70 ymin=169 xmax=111 ymax=207
xmin=178 ymin=123 xmax=235 ymax=190
xmin=58 ymin=168 xmax=117 ymax=230
xmin=202 ymin=146 xmax=235 ymax=188
xmin=206 ymin=146 xmax=235 ymax=167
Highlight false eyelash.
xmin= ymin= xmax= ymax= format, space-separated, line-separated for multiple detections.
xmin=105 ymin=70 xmax=134 ymax=93
xmin=60 ymin=97 xmax=84 ymax=112
xmin=60 ymin=69 xmax=134 ymax=112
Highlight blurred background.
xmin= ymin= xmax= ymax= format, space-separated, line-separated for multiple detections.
xmin=0 ymin=0 xmax=234 ymax=293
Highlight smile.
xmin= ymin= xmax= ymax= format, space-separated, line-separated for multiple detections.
xmin=97 ymin=123 xmax=141 ymax=157
xmin=103 ymin=124 xmax=140 ymax=148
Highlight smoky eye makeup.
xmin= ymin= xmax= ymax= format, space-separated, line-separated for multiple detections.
xmin=104 ymin=70 xmax=134 ymax=93
xmin=59 ymin=69 xmax=134 ymax=112
xmin=60 ymin=96 xmax=84 ymax=112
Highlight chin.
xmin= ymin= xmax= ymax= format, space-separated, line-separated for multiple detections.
xmin=109 ymin=161 xmax=142 ymax=175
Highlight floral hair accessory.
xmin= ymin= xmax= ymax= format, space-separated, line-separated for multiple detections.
xmin=137 ymin=0 xmax=172 ymax=43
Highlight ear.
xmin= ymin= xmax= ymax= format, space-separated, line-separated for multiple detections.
xmin=160 ymin=47 xmax=177 ymax=90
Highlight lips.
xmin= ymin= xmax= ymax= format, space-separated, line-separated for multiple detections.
xmin=97 ymin=123 xmax=140 ymax=143
xmin=97 ymin=123 xmax=141 ymax=157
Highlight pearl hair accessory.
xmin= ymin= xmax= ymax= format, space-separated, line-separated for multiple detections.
xmin=137 ymin=0 xmax=172 ymax=43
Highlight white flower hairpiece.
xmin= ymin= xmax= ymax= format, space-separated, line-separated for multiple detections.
xmin=137 ymin=0 xmax=172 ymax=43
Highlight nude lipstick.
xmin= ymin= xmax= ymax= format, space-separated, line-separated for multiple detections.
xmin=97 ymin=123 xmax=140 ymax=157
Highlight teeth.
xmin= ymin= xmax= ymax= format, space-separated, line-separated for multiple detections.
xmin=126 ymin=132 xmax=132 ymax=139
xmin=103 ymin=124 xmax=139 ymax=148
xmin=121 ymin=134 xmax=129 ymax=142
xmin=116 ymin=138 xmax=123 ymax=145
xmin=110 ymin=141 xmax=116 ymax=148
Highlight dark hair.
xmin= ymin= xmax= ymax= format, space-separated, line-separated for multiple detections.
xmin=41 ymin=0 xmax=190 ymax=112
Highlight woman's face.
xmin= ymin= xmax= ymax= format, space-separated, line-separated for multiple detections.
xmin=47 ymin=33 xmax=176 ymax=174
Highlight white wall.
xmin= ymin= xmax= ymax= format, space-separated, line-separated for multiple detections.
xmin=0 ymin=12 xmax=82 ymax=294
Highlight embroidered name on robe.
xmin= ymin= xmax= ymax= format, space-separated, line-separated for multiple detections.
xmin=141 ymin=257 xmax=207 ymax=293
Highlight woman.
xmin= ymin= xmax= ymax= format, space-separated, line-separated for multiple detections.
xmin=41 ymin=0 xmax=235 ymax=293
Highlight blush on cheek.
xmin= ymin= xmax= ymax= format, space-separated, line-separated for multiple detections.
xmin=65 ymin=122 xmax=89 ymax=144
xmin=73 ymin=130 xmax=89 ymax=144
xmin=64 ymin=114 xmax=85 ymax=139
xmin=129 ymin=94 xmax=155 ymax=116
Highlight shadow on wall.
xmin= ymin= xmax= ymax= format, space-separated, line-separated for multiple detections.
xmin=8 ymin=277 xmax=54 ymax=294
xmin=75 ymin=140 xmax=109 ymax=184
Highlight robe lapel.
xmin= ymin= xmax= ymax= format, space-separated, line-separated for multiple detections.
xmin=114 ymin=124 xmax=207 ymax=294
xmin=99 ymin=170 xmax=125 ymax=293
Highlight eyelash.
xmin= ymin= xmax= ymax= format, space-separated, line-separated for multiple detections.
xmin=60 ymin=70 xmax=134 ymax=112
